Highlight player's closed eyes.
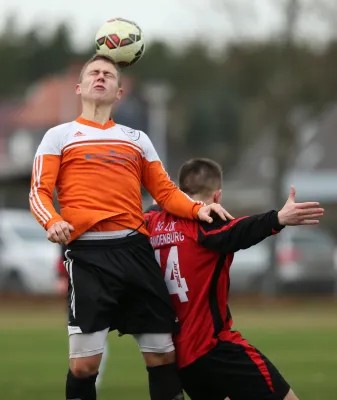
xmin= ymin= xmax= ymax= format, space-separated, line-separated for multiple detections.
xmin=104 ymin=73 xmax=115 ymax=79
xmin=89 ymin=70 xmax=115 ymax=80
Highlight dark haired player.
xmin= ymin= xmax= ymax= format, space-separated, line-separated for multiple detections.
xmin=145 ymin=158 xmax=324 ymax=400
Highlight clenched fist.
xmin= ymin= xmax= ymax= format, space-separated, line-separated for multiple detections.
xmin=47 ymin=221 xmax=74 ymax=244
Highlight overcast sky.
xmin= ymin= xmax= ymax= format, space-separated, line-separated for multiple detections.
xmin=0 ymin=0 xmax=334 ymax=49
xmin=0 ymin=0 xmax=280 ymax=48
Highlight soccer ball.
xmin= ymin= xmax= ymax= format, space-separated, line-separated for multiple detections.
xmin=95 ymin=18 xmax=145 ymax=68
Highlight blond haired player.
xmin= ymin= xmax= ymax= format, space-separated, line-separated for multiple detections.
xmin=29 ymin=54 xmax=232 ymax=400
xmin=55 ymin=245 xmax=108 ymax=389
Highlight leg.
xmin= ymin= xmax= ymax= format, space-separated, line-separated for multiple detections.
xmin=64 ymin=242 xmax=125 ymax=399
xmin=134 ymin=333 xmax=185 ymax=400
xmin=116 ymin=236 xmax=184 ymax=399
xmin=66 ymin=328 xmax=109 ymax=400
xmin=96 ymin=341 xmax=109 ymax=388
xmin=179 ymin=354 xmax=227 ymax=400
xmin=284 ymin=389 xmax=299 ymax=400
xmin=178 ymin=333 xmax=294 ymax=400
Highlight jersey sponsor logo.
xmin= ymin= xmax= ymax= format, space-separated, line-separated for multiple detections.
xmin=121 ymin=127 xmax=141 ymax=141
xmin=85 ymin=150 xmax=138 ymax=164
xmin=150 ymin=231 xmax=185 ymax=247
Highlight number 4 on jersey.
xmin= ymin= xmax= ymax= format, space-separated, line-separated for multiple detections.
xmin=155 ymin=246 xmax=189 ymax=303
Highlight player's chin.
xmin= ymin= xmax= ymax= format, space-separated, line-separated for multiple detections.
xmin=91 ymin=93 xmax=115 ymax=104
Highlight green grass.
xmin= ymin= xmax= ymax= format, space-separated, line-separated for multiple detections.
xmin=0 ymin=301 xmax=336 ymax=399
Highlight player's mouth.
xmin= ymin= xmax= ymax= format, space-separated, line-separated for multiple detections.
xmin=94 ymin=85 xmax=106 ymax=90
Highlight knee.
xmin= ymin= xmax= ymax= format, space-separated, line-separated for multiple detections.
xmin=142 ymin=350 xmax=176 ymax=367
xmin=133 ymin=333 xmax=176 ymax=367
xmin=70 ymin=357 xmax=101 ymax=378
xmin=284 ymin=389 xmax=299 ymax=400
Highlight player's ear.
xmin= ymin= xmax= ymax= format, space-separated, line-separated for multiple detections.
xmin=214 ymin=189 xmax=222 ymax=204
xmin=75 ymin=84 xmax=81 ymax=95
xmin=116 ymin=87 xmax=124 ymax=100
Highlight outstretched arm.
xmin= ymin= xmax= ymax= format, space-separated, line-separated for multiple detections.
xmin=198 ymin=186 xmax=324 ymax=253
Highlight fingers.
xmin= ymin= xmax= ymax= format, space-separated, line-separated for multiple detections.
xmin=47 ymin=221 xmax=73 ymax=244
xmin=297 ymin=208 xmax=324 ymax=217
xmin=302 ymin=219 xmax=320 ymax=225
xmin=47 ymin=226 xmax=66 ymax=244
xmin=295 ymin=216 xmax=322 ymax=225
xmin=293 ymin=209 xmax=324 ymax=225
xmin=224 ymin=211 xmax=235 ymax=220
xmin=288 ymin=185 xmax=296 ymax=201
xmin=56 ymin=224 xmax=69 ymax=243
xmin=209 ymin=204 xmax=231 ymax=221
xmin=197 ymin=206 xmax=215 ymax=223
xmin=294 ymin=209 xmax=324 ymax=225
xmin=302 ymin=213 xmax=324 ymax=219
xmin=215 ymin=211 xmax=226 ymax=221
xmin=197 ymin=204 xmax=234 ymax=223
xmin=295 ymin=202 xmax=320 ymax=209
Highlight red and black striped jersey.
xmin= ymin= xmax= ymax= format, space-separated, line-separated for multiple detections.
xmin=144 ymin=205 xmax=284 ymax=369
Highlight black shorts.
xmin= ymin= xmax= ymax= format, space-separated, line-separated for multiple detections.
xmin=65 ymin=234 xmax=178 ymax=335
xmin=179 ymin=333 xmax=290 ymax=400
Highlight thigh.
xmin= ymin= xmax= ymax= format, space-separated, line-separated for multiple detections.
xmin=65 ymin=246 xmax=125 ymax=334
xmin=222 ymin=338 xmax=290 ymax=400
xmin=69 ymin=328 xmax=109 ymax=358
xmin=179 ymin=363 xmax=224 ymax=400
xmin=180 ymin=336 xmax=291 ymax=400
xmin=133 ymin=333 xmax=174 ymax=354
xmin=118 ymin=237 xmax=179 ymax=335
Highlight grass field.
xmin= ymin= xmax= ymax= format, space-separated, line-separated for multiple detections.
xmin=0 ymin=297 xmax=336 ymax=399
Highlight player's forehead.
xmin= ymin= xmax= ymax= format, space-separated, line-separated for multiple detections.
xmin=85 ymin=59 xmax=117 ymax=75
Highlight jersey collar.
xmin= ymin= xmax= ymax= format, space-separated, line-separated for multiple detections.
xmin=76 ymin=116 xmax=115 ymax=130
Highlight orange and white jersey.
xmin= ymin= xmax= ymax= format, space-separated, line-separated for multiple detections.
xmin=29 ymin=117 xmax=202 ymax=241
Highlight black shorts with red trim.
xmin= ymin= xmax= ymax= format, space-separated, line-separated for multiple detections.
xmin=179 ymin=331 xmax=290 ymax=400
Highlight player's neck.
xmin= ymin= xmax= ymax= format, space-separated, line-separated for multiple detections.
xmin=190 ymin=194 xmax=211 ymax=205
xmin=81 ymin=103 xmax=113 ymax=125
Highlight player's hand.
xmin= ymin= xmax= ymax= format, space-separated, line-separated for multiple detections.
xmin=197 ymin=203 xmax=234 ymax=223
xmin=277 ymin=186 xmax=324 ymax=226
xmin=47 ymin=221 xmax=74 ymax=244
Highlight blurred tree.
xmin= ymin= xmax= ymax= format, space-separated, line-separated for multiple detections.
xmin=1 ymin=12 xmax=337 ymax=186
xmin=213 ymin=0 xmax=337 ymax=295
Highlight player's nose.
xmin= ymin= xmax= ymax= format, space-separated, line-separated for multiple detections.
xmin=96 ymin=72 xmax=105 ymax=81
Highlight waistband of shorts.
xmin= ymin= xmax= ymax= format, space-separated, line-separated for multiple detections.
xmin=78 ymin=229 xmax=138 ymax=240
xmin=68 ymin=232 xmax=149 ymax=249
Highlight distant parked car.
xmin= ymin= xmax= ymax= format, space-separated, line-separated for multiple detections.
xmin=0 ymin=209 xmax=60 ymax=293
xmin=230 ymin=226 xmax=337 ymax=294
